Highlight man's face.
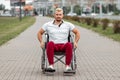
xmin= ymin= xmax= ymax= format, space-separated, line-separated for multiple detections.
xmin=54 ymin=11 xmax=63 ymax=22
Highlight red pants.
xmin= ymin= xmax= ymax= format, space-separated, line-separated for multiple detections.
xmin=46 ymin=41 xmax=73 ymax=65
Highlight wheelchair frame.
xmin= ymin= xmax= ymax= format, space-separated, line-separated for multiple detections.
xmin=41 ymin=32 xmax=77 ymax=74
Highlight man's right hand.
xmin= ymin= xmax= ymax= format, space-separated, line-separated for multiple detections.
xmin=74 ymin=42 xmax=78 ymax=48
xmin=40 ymin=41 xmax=44 ymax=48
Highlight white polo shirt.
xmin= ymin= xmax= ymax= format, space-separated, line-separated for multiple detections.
xmin=42 ymin=20 xmax=75 ymax=44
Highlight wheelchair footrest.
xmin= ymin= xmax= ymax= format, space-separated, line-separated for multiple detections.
xmin=64 ymin=70 xmax=76 ymax=74
xmin=45 ymin=68 xmax=56 ymax=72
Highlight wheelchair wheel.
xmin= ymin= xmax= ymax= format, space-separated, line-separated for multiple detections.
xmin=41 ymin=49 xmax=46 ymax=74
xmin=41 ymin=55 xmax=45 ymax=73
xmin=71 ymin=54 xmax=77 ymax=74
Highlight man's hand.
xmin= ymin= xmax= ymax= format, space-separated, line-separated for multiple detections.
xmin=74 ymin=42 xmax=78 ymax=48
xmin=37 ymin=28 xmax=45 ymax=48
xmin=40 ymin=41 xmax=44 ymax=48
xmin=72 ymin=28 xmax=80 ymax=48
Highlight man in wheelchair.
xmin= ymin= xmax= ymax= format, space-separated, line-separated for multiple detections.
xmin=37 ymin=8 xmax=80 ymax=73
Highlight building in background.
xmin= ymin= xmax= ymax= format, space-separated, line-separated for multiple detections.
xmin=10 ymin=0 xmax=34 ymax=16
xmin=0 ymin=0 xmax=10 ymax=10
xmin=0 ymin=0 xmax=119 ymax=16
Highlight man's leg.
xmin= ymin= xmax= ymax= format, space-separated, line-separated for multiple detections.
xmin=64 ymin=42 xmax=73 ymax=66
xmin=46 ymin=41 xmax=56 ymax=72
xmin=46 ymin=41 xmax=54 ymax=65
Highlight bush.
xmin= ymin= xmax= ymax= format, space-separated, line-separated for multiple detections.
xmin=85 ymin=17 xmax=92 ymax=25
xmin=113 ymin=20 xmax=120 ymax=33
xmin=101 ymin=18 xmax=109 ymax=30
xmin=63 ymin=16 xmax=72 ymax=20
xmin=92 ymin=18 xmax=99 ymax=27
xmin=79 ymin=17 xmax=86 ymax=23
xmin=71 ymin=16 xmax=80 ymax=22
xmin=47 ymin=14 xmax=54 ymax=17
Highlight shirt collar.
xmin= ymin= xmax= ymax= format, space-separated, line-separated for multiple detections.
xmin=52 ymin=20 xmax=64 ymax=27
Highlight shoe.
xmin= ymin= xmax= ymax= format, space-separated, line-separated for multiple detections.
xmin=64 ymin=66 xmax=75 ymax=74
xmin=64 ymin=66 xmax=72 ymax=72
xmin=45 ymin=65 xmax=55 ymax=72
xmin=48 ymin=65 xmax=54 ymax=69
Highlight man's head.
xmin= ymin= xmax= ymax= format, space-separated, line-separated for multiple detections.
xmin=54 ymin=8 xmax=64 ymax=22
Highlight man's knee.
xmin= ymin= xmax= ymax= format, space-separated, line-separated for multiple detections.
xmin=66 ymin=42 xmax=72 ymax=47
xmin=47 ymin=41 xmax=54 ymax=46
xmin=65 ymin=42 xmax=72 ymax=49
xmin=46 ymin=41 xmax=55 ymax=54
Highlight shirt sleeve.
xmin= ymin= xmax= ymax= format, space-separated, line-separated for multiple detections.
xmin=69 ymin=22 xmax=75 ymax=31
xmin=41 ymin=23 xmax=48 ymax=31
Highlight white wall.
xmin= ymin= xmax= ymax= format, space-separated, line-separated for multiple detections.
xmin=26 ymin=0 xmax=34 ymax=4
xmin=117 ymin=0 xmax=120 ymax=10
xmin=0 ymin=0 xmax=11 ymax=10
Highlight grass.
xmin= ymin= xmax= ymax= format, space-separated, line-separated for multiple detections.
xmin=67 ymin=20 xmax=120 ymax=42
xmin=0 ymin=16 xmax=36 ymax=46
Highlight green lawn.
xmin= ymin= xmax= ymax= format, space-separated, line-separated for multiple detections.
xmin=67 ymin=20 xmax=120 ymax=42
xmin=0 ymin=16 xmax=36 ymax=46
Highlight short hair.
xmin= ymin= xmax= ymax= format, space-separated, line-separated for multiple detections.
xmin=55 ymin=8 xmax=63 ymax=13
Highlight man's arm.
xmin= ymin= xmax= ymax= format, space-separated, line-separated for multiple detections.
xmin=37 ymin=28 xmax=45 ymax=48
xmin=72 ymin=28 xmax=80 ymax=48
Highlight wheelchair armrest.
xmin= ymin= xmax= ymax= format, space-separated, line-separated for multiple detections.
xmin=68 ymin=32 xmax=74 ymax=43
xmin=45 ymin=32 xmax=49 ymax=42
xmin=42 ymin=32 xmax=49 ymax=49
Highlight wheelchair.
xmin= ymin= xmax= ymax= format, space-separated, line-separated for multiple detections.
xmin=41 ymin=31 xmax=77 ymax=74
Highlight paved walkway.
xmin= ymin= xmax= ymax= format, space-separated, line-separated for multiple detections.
xmin=0 ymin=16 xmax=120 ymax=80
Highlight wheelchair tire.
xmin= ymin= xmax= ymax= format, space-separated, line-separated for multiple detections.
xmin=71 ymin=54 xmax=77 ymax=71
xmin=41 ymin=49 xmax=47 ymax=73
xmin=41 ymin=55 xmax=45 ymax=72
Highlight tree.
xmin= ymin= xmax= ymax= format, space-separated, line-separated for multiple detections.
xmin=74 ymin=5 xmax=81 ymax=15
xmin=0 ymin=4 xmax=5 ymax=10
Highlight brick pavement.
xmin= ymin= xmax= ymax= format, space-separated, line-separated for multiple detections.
xmin=0 ymin=16 xmax=120 ymax=80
